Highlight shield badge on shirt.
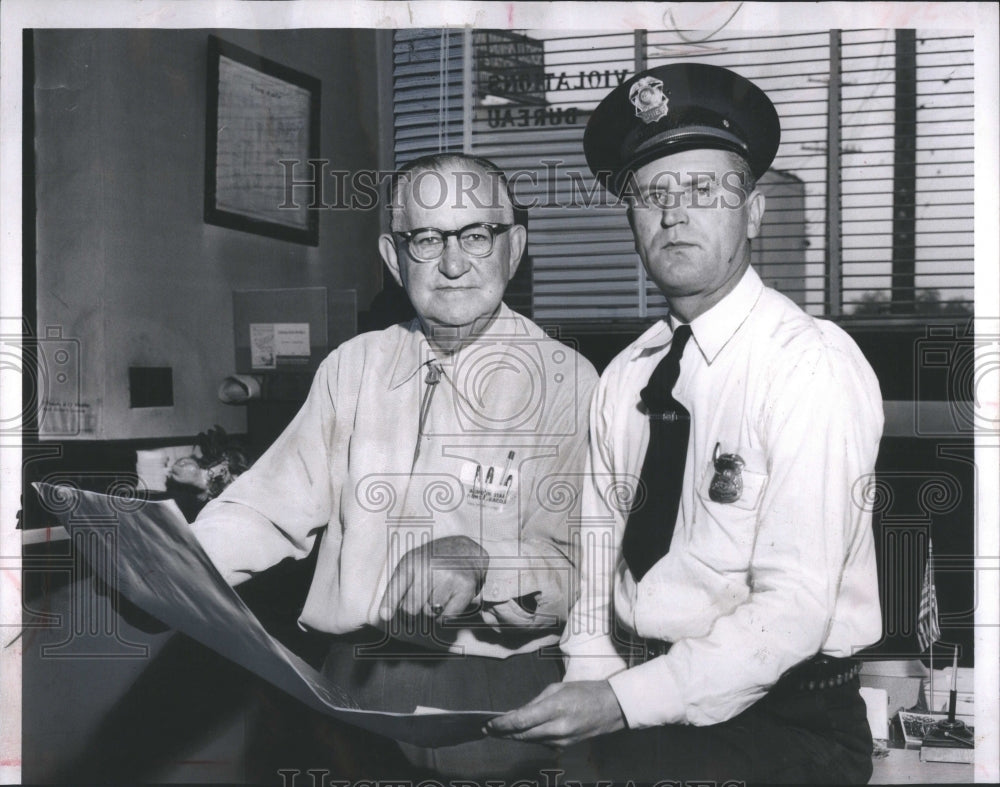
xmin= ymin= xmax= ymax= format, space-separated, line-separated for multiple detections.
xmin=709 ymin=443 xmax=745 ymax=504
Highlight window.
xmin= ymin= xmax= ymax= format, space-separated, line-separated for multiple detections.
xmin=389 ymin=29 xmax=974 ymax=325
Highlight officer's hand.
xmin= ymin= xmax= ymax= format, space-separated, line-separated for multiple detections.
xmin=485 ymin=680 xmax=627 ymax=748
xmin=378 ymin=535 xmax=489 ymax=621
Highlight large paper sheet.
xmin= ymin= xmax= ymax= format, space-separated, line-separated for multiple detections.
xmin=32 ymin=483 xmax=498 ymax=747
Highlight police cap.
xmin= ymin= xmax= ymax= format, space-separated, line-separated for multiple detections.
xmin=584 ymin=62 xmax=780 ymax=195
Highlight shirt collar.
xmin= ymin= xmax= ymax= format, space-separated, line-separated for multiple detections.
xmin=388 ymin=302 xmax=518 ymax=389
xmin=630 ymin=266 xmax=764 ymax=364
xmin=387 ymin=320 xmax=431 ymax=389
xmin=688 ymin=266 xmax=764 ymax=363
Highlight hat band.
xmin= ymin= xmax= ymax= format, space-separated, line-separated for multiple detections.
xmin=611 ymin=125 xmax=753 ymax=196
xmin=634 ymin=125 xmax=750 ymax=157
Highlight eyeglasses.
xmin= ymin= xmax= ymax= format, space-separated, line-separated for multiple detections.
xmin=394 ymin=222 xmax=514 ymax=262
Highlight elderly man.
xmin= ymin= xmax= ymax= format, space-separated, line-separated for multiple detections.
xmin=192 ymin=152 xmax=597 ymax=778
xmin=489 ymin=64 xmax=884 ymax=784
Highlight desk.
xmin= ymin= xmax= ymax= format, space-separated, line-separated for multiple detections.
xmin=21 ymin=578 xmax=253 ymax=783
xmin=21 ymin=552 xmax=328 ymax=783
xmin=870 ymin=747 xmax=973 ymax=784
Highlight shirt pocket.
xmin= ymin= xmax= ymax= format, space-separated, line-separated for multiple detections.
xmin=691 ymin=447 xmax=769 ymax=573
xmin=457 ymin=456 xmax=519 ymax=512
xmin=697 ymin=445 xmax=768 ymax=512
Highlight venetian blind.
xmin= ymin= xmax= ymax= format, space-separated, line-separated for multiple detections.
xmin=390 ymin=29 xmax=975 ymax=324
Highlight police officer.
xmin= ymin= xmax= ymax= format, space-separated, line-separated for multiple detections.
xmin=488 ymin=63 xmax=884 ymax=785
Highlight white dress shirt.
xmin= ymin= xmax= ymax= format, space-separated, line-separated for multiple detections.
xmin=193 ymin=304 xmax=598 ymax=658
xmin=561 ymin=267 xmax=884 ymax=728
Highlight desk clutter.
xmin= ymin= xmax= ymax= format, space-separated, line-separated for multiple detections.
xmin=919 ymin=720 xmax=975 ymax=764
xmin=135 ymin=445 xmax=195 ymax=492
xmin=922 ymin=665 xmax=974 ymax=716
xmin=134 ymin=426 xmax=254 ymax=520
xmin=897 ymin=711 xmax=975 ymax=760
xmin=891 ymin=664 xmax=975 ymax=765
xmin=861 ymin=660 xmax=977 ymax=768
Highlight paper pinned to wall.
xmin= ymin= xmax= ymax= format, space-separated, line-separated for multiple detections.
xmin=249 ymin=322 xmax=311 ymax=369
xmin=31 ymin=482 xmax=499 ymax=748
xmin=233 ymin=287 xmax=331 ymax=374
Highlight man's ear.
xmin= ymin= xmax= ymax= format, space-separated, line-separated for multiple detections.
xmin=745 ymin=189 xmax=766 ymax=241
xmin=379 ymin=233 xmax=404 ymax=287
xmin=506 ymin=223 xmax=527 ymax=281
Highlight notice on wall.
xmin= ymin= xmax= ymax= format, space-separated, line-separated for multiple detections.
xmin=249 ymin=322 xmax=310 ymax=369
xmin=233 ymin=287 xmax=333 ymax=375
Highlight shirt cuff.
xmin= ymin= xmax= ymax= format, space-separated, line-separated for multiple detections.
xmin=562 ymin=633 xmax=628 ymax=682
xmin=607 ymin=656 xmax=686 ymax=729
xmin=563 ymin=653 xmax=627 ymax=683
xmin=189 ymin=519 xmax=252 ymax=586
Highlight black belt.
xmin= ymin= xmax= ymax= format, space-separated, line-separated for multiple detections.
xmin=772 ymin=654 xmax=862 ymax=693
xmin=625 ymin=633 xmax=860 ymax=693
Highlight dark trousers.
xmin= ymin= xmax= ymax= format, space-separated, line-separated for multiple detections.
xmin=320 ymin=634 xmax=563 ymax=781
xmin=562 ymin=676 xmax=873 ymax=785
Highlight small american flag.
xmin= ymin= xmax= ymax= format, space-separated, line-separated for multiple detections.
xmin=917 ymin=543 xmax=941 ymax=651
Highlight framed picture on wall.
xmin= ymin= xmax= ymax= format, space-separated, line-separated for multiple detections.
xmin=204 ymin=35 xmax=321 ymax=246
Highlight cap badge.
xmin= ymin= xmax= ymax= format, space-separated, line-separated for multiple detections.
xmin=629 ymin=76 xmax=669 ymax=124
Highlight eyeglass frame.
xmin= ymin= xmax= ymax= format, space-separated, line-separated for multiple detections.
xmin=393 ymin=221 xmax=515 ymax=262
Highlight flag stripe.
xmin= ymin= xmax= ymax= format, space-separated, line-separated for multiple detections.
xmin=917 ymin=553 xmax=941 ymax=651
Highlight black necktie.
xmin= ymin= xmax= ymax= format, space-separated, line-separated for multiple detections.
xmin=621 ymin=324 xmax=693 ymax=581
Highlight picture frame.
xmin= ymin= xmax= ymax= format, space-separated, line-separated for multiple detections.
xmin=204 ymin=35 xmax=321 ymax=246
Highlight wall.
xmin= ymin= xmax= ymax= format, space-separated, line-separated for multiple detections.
xmin=33 ymin=29 xmax=382 ymax=439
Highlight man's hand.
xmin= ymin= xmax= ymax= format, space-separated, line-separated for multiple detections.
xmin=379 ymin=535 xmax=489 ymax=621
xmin=486 ymin=680 xmax=627 ymax=748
